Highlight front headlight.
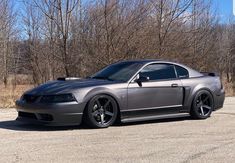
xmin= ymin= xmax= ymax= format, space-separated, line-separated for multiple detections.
xmin=40 ymin=94 xmax=77 ymax=103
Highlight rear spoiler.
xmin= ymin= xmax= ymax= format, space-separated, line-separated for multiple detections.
xmin=200 ymin=72 xmax=218 ymax=77
xmin=57 ymin=77 xmax=81 ymax=81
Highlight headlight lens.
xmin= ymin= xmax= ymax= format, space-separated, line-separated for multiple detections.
xmin=40 ymin=94 xmax=77 ymax=103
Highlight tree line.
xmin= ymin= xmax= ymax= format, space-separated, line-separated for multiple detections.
xmin=0 ymin=0 xmax=234 ymax=92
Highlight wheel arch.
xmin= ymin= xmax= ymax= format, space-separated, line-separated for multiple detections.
xmin=83 ymin=88 xmax=122 ymax=122
xmin=190 ymin=87 xmax=215 ymax=111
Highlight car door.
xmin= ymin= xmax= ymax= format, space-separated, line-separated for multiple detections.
xmin=127 ymin=63 xmax=184 ymax=116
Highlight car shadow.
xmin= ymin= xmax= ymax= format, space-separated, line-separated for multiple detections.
xmin=0 ymin=120 xmax=90 ymax=131
xmin=0 ymin=116 xmax=193 ymax=131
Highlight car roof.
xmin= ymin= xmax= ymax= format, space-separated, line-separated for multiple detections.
xmin=117 ymin=59 xmax=187 ymax=67
xmin=118 ymin=59 xmax=163 ymax=64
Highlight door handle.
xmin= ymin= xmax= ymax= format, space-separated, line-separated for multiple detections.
xmin=171 ymin=84 xmax=178 ymax=87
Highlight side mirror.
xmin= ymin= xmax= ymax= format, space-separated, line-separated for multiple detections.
xmin=135 ymin=76 xmax=149 ymax=86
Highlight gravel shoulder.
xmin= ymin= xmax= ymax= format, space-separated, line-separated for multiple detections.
xmin=0 ymin=97 xmax=234 ymax=163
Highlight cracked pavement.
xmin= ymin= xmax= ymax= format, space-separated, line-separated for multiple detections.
xmin=0 ymin=97 xmax=234 ymax=163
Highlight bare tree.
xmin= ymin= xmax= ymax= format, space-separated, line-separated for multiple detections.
xmin=9 ymin=0 xmax=233 ymax=94
xmin=0 ymin=0 xmax=17 ymax=86
xmin=33 ymin=0 xmax=80 ymax=77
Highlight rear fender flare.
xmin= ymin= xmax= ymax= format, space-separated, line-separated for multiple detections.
xmin=189 ymin=87 xmax=214 ymax=111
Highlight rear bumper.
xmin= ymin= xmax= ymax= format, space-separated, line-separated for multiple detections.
xmin=214 ymin=89 xmax=225 ymax=110
xmin=15 ymin=100 xmax=86 ymax=126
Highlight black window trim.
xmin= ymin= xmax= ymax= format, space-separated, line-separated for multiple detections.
xmin=129 ymin=62 xmax=191 ymax=83
xmin=174 ymin=65 xmax=189 ymax=79
xmin=137 ymin=63 xmax=178 ymax=82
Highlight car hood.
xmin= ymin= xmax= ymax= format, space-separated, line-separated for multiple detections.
xmin=25 ymin=79 xmax=119 ymax=95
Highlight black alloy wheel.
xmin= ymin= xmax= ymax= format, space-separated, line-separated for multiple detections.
xmin=191 ymin=90 xmax=214 ymax=119
xmin=84 ymin=94 xmax=118 ymax=128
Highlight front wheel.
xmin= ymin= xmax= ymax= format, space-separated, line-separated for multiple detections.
xmin=190 ymin=90 xmax=214 ymax=119
xmin=84 ymin=94 xmax=118 ymax=128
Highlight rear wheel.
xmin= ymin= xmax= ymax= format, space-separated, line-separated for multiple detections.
xmin=190 ymin=90 xmax=214 ymax=119
xmin=84 ymin=95 xmax=118 ymax=128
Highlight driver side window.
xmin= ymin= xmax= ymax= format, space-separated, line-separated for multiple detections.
xmin=139 ymin=64 xmax=177 ymax=81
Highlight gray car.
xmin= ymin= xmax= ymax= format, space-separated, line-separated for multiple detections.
xmin=16 ymin=60 xmax=225 ymax=128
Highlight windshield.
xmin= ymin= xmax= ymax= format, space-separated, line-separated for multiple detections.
xmin=91 ymin=62 xmax=143 ymax=82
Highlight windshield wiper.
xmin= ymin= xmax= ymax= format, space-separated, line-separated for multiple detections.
xmin=91 ymin=76 xmax=114 ymax=81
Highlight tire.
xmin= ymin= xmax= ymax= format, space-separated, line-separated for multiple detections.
xmin=84 ymin=94 xmax=118 ymax=128
xmin=190 ymin=90 xmax=214 ymax=119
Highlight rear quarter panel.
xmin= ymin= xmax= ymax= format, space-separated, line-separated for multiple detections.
xmin=180 ymin=76 xmax=223 ymax=112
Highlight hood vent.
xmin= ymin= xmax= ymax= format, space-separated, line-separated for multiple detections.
xmin=57 ymin=77 xmax=81 ymax=81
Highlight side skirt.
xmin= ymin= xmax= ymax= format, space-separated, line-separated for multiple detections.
xmin=121 ymin=113 xmax=190 ymax=123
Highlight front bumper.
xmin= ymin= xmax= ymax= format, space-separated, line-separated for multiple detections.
xmin=15 ymin=100 xmax=86 ymax=126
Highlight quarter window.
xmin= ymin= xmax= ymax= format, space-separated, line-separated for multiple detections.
xmin=175 ymin=65 xmax=189 ymax=79
xmin=139 ymin=64 xmax=177 ymax=81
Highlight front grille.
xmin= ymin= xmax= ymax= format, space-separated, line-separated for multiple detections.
xmin=18 ymin=111 xmax=37 ymax=120
xmin=23 ymin=94 xmax=40 ymax=103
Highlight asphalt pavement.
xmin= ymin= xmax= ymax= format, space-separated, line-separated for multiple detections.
xmin=0 ymin=97 xmax=234 ymax=163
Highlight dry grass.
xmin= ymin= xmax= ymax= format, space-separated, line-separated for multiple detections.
xmin=223 ymin=82 xmax=234 ymax=96
xmin=0 ymin=84 xmax=33 ymax=108
xmin=222 ymin=75 xmax=234 ymax=96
